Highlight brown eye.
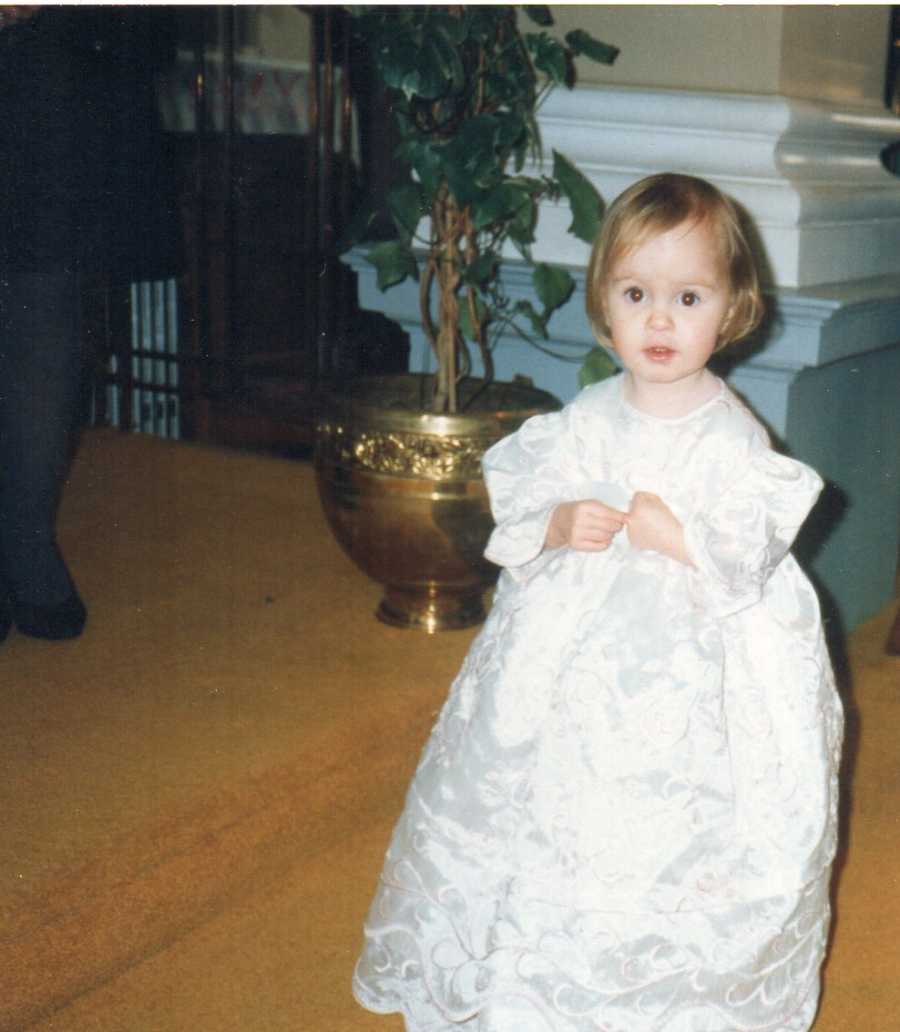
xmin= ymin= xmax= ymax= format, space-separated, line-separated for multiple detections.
xmin=625 ymin=287 xmax=643 ymax=303
xmin=680 ymin=291 xmax=700 ymax=307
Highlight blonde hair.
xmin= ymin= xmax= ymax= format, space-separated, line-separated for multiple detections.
xmin=585 ymin=173 xmax=764 ymax=349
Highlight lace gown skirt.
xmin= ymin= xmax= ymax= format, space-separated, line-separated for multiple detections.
xmin=353 ymin=548 xmax=840 ymax=1032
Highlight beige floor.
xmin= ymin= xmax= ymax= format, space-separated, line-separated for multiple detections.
xmin=1 ymin=429 xmax=897 ymax=1031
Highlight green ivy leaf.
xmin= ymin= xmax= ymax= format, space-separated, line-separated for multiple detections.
xmin=523 ymin=6 xmax=554 ymax=27
xmin=507 ymin=192 xmax=536 ymax=248
xmin=468 ymin=7 xmax=508 ymax=43
xmin=578 ymin=346 xmax=619 ymax=388
xmin=553 ymin=150 xmax=602 ymax=243
xmin=375 ymin=30 xmax=425 ymax=95
xmin=504 ymin=42 xmax=538 ymax=100
xmin=533 ymin=263 xmax=575 ymax=316
xmin=473 ymin=182 xmax=530 ymax=231
xmin=564 ymin=29 xmax=619 ymax=66
xmin=524 ymin=33 xmax=568 ymax=86
xmin=430 ymin=10 xmax=468 ymax=45
xmin=366 ymin=240 xmax=419 ymax=291
xmin=461 ymin=253 xmax=499 ymax=287
xmin=399 ymin=140 xmax=443 ymax=201
xmin=513 ymin=299 xmax=548 ymax=339
xmin=494 ymin=111 xmax=528 ymax=155
xmin=375 ymin=26 xmax=465 ymax=102
xmin=483 ymin=71 xmax=520 ymax=106
xmin=404 ymin=40 xmax=454 ymax=100
xmin=427 ymin=29 xmax=466 ymax=95
xmin=388 ymin=182 xmax=425 ymax=241
xmin=443 ymin=116 xmax=505 ymax=201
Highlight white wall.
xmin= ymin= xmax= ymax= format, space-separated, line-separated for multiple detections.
xmin=545 ymin=4 xmax=890 ymax=104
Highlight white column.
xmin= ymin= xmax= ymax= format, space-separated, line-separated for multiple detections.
xmin=530 ymin=85 xmax=900 ymax=287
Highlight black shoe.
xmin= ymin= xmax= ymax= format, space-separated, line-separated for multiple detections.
xmin=0 ymin=597 xmax=10 ymax=643
xmin=12 ymin=593 xmax=87 ymax=641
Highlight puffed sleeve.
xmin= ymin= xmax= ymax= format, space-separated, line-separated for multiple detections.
xmin=683 ymin=437 xmax=824 ymax=618
xmin=482 ymin=402 xmax=586 ymax=581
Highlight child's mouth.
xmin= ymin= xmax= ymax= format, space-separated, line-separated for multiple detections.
xmin=645 ymin=346 xmax=675 ymax=361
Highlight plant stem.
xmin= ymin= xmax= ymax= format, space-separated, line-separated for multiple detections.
xmin=463 ymin=209 xmax=493 ymax=387
xmin=433 ymin=188 xmax=463 ymax=413
xmin=419 ymin=257 xmax=438 ymax=362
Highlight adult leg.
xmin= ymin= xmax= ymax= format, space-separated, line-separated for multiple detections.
xmin=0 ymin=267 xmax=87 ymax=638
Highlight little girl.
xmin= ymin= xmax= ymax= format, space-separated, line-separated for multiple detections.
xmin=353 ymin=173 xmax=843 ymax=1032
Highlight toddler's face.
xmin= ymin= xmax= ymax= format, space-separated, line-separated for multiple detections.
xmin=604 ymin=219 xmax=732 ymax=392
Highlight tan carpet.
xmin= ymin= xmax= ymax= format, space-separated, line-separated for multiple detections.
xmin=1 ymin=428 xmax=897 ymax=1031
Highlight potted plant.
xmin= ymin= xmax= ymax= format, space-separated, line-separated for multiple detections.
xmin=316 ymin=4 xmax=619 ymax=631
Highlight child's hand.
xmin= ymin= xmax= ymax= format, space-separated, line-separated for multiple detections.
xmin=545 ymin=500 xmax=628 ymax=552
xmin=626 ymin=492 xmax=692 ymax=565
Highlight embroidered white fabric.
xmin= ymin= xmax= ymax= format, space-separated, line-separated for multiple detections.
xmin=353 ymin=376 xmax=843 ymax=1032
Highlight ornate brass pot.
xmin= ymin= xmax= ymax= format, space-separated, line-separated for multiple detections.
xmin=315 ymin=374 xmax=560 ymax=632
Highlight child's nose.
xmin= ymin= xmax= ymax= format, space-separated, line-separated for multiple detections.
xmin=647 ymin=304 xmax=673 ymax=328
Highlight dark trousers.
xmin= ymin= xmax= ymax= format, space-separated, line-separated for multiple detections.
xmin=0 ymin=268 xmax=84 ymax=604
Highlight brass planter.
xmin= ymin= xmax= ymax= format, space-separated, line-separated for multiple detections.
xmin=314 ymin=374 xmax=560 ymax=632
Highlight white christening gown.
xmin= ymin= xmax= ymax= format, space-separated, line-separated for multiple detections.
xmin=353 ymin=375 xmax=844 ymax=1032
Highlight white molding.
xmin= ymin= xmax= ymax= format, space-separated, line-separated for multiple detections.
xmin=347 ymin=246 xmax=900 ymax=388
xmin=528 ymin=85 xmax=900 ymax=288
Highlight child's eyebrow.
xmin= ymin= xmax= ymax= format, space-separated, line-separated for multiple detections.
xmin=609 ymin=272 xmax=721 ymax=288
